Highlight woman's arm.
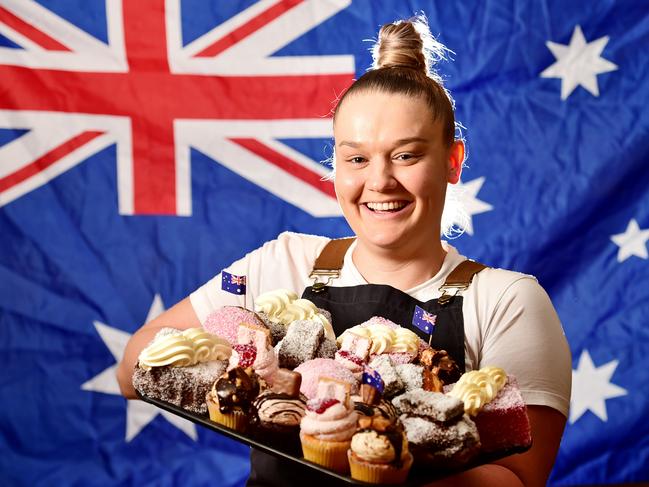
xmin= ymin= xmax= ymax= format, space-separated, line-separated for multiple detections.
xmin=116 ymin=297 xmax=201 ymax=399
xmin=424 ymin=405 xmax=566 ymax=487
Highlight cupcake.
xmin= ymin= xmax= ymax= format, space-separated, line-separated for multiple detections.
xmin=300 ymin=377 xmax=358 ymax=473
xmin=206 ymin=366 xmax=260 ymax=432
xmin=251 ymin=369 xmax=307 ymax=455
xmin=348 ymin=416 xmax=413 ymax=484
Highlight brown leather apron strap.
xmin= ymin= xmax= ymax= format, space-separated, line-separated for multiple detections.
xmin=309 ymin=237 xmax=355 ymax=291
xmin=312 ymin=237 xmax=355 ymax=271
xmin=309 ymin=238 xmax=488 ymax=300
xmin=438 ymin=259 xmax=488 ymax=305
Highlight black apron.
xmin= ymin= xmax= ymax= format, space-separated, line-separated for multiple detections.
xmin=247 ymin=239 xmax=486 ymax=487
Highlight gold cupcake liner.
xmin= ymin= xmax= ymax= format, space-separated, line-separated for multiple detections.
xmin=348 ymin=450 xmax=414 ymax=484
xmin=300 ymin=433 xmax=351 ymax=474
xmin=206 ymin=395 xmax=247 ymax=432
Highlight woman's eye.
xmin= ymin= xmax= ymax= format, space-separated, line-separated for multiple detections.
xmin=348 ymin=156 xmax=366 ymax=164
xmin=395 ymin=153 xmax=415 ymax=161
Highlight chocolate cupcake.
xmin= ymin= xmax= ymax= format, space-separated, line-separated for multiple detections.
xmin=250 ymin=369 xmax=306 ymax=454
xmin=206 ymin=366 xmax=260 ymax=432
xmin=348 ymin=416 xmax=413 ymax=484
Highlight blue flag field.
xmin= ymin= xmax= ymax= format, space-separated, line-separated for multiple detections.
xmin=1 ymin=1 xmax=648 ymax=485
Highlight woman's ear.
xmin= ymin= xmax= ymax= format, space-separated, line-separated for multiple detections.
xmin=447 ymin=140 xmax=464 ymax=184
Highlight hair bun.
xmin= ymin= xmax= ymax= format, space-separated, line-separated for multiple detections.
xmin=372 ymin=16 xmax=449 ymax=80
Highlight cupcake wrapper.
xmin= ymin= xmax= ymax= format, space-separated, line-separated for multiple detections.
xmin=348 ymin=450 xmax=413 ymax=484
xmin=206 ymin=396 xmax=247 ymax=432
xmin=300 ymin=433 xmax=350 ymax=473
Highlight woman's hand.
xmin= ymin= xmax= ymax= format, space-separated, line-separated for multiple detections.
xmin=423 ymin=405 xmax=566 ymax=487
xmin=115 ymin=297 xmax=201 ymax=399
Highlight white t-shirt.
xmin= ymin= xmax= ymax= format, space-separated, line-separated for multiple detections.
xmin=190 ymin=231 xmax=571 ymax=417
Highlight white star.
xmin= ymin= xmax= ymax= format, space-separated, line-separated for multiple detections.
xmin=456 ymin=176 xmax=493 ymax=236
xmin=611 ymin=219 xmax=649 ymax=262
xmin=82 ymin=295 xmax=198 ymax=441
xmin=541 ymin=25 xmax=618 ymax=100
xmin=570 ymin=349 xmax=627 ymax=424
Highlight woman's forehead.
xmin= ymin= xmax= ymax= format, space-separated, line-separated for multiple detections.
xmin=333 ymin=91 xmax=442 ymax=147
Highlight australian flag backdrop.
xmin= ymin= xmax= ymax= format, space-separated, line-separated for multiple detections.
xmin=1 ymin=0 xmax=648 ymax=485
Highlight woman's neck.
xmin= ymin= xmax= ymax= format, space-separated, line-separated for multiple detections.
xmin=352 ymin=239 xmax=447 ymax=291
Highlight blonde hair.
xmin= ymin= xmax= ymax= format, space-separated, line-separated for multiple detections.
xmin=334 ymin=16 xmax=455 ymax=147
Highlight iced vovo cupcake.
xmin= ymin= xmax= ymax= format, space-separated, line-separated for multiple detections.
xmin=300 ymin=377 xmax=357 ymax=473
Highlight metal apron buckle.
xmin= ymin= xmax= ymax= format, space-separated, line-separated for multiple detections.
xmin=437 ymin=284 xmax=466 ymax=306
xmin=309 ymin=269 xmax=340 ymax=292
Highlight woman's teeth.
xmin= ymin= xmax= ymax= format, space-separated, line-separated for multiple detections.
xmin=366 ymin=201 xmax=406 ymax=211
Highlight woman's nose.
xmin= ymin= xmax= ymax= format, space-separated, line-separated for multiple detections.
xmin=367 ymin=159 xmax=397 ymax=191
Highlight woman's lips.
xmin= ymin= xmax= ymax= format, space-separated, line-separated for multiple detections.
xmin=361 ymin=201 xmax=412 ymax=218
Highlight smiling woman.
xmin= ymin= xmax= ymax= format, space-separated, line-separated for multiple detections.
xmin=333 ymin=91 xmax=464 ymax=290
xmin=117 ymin=15 xmax=571 ymax=487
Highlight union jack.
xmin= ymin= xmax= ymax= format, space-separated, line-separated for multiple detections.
xmin=230 ymin=275 xmax=246 ymax=286
xmin=0 ymin=0 xmax=354 ymax=216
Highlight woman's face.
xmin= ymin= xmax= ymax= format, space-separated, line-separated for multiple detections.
xmin=333 ymin=91 xmax=463 ymax=252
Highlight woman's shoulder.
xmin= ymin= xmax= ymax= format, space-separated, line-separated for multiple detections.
xmin=254 ymin=231 xmax=332 ymax=266
xmin=266 ymin=231 xmax=331 ymax=252
xmin=469 ymin=263 xmax=553 ymax=313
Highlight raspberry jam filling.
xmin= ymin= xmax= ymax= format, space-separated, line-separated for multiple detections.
xmin=306 ymin=398 xmax=340 ymax=414
xmin=338 ymin=350 xmax=365 ymax=365
xmin=233 ymin=343 xmax=257 ymax=368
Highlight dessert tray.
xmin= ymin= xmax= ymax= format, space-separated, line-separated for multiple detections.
xmin=139 ymin=392 xmax=530 ymax=485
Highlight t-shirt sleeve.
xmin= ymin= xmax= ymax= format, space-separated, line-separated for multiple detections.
xmin=189 ymin=232 xmax=329 ymax=323
xmin=479 ymin=275 xmax=572 ymax=417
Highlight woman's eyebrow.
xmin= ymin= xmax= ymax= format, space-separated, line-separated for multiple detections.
xmin=337 ymin=140 xmax=361 ymax=148
xmin=337 ymin=137 xmax=429 ymax=148
xmin=393 ymin=137 xmax=429 ymax=146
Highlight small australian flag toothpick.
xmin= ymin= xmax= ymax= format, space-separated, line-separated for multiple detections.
xmin=362 ymin=368 xmax=384 ymax=394
xmin=222 ymin=270 xmax=247 ymax=308
xmin=412 ymin=305 xmax=436 ymax=345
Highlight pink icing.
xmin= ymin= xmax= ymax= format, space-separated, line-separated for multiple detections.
xmin=335 ymin=351 xmax=364 ymax=375
xmin=294 ymin=358 xmax=359 ymax=399
xmin=204 ymin=306 xmax=259 ymax=345
xmin=300 ymin=402 xmax=358 ymax=441
xmin=359 ymin=316 xmax=398 ymax=328
xmin=254 ymin=347 xmax=279 ymax=385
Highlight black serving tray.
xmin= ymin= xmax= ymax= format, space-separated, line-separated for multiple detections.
xmin=139 ymin=393 xmax=530 ymax=485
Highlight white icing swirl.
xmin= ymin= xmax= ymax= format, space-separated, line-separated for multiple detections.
xmin=339 ymin=324 xmax=419 ymax=355
xmin=255 ymin=289 xmax=334 ymax=340
xmin=448 ymin=366 xmax=507 ymax=415
xmin=138 ymin=328 xmax=231 ymax=370
xmin=183 ymin=327 xmax=231 ymax=362
xmin=138 ymin=334 xmax=195 ymax=370
xmin=255 ymin=289 xmax=298 ymax=316
xmin=390 ymin=327 xmax=419 ymax=353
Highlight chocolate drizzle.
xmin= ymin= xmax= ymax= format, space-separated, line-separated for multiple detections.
xmin=252 ymin=392 xmax=306 ymax=427
xmin=354 ymin=399 xmax=398 ymax=419
xmin=215 ymin=367 xmax=260 ymax=414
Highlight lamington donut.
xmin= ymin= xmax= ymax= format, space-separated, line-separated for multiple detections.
xmin=294 ymin=358 xmax=359 ymax=400
xmin=277 ymin=319 xmax=324 ymax=369
xmin=203 ymin=306 xmax=267 ymax=345
xmin=132 ymin=327 xmax=231 ymax=415
xmin=446 ymin=367 xmax=532 ymax=453
xmin=338 ymin=316 xmax=423 ymax=365
xmin=393 ymin=389 xmax=480 ymax=468
xmin=255 ymin=288 xmax=335 ymax=341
